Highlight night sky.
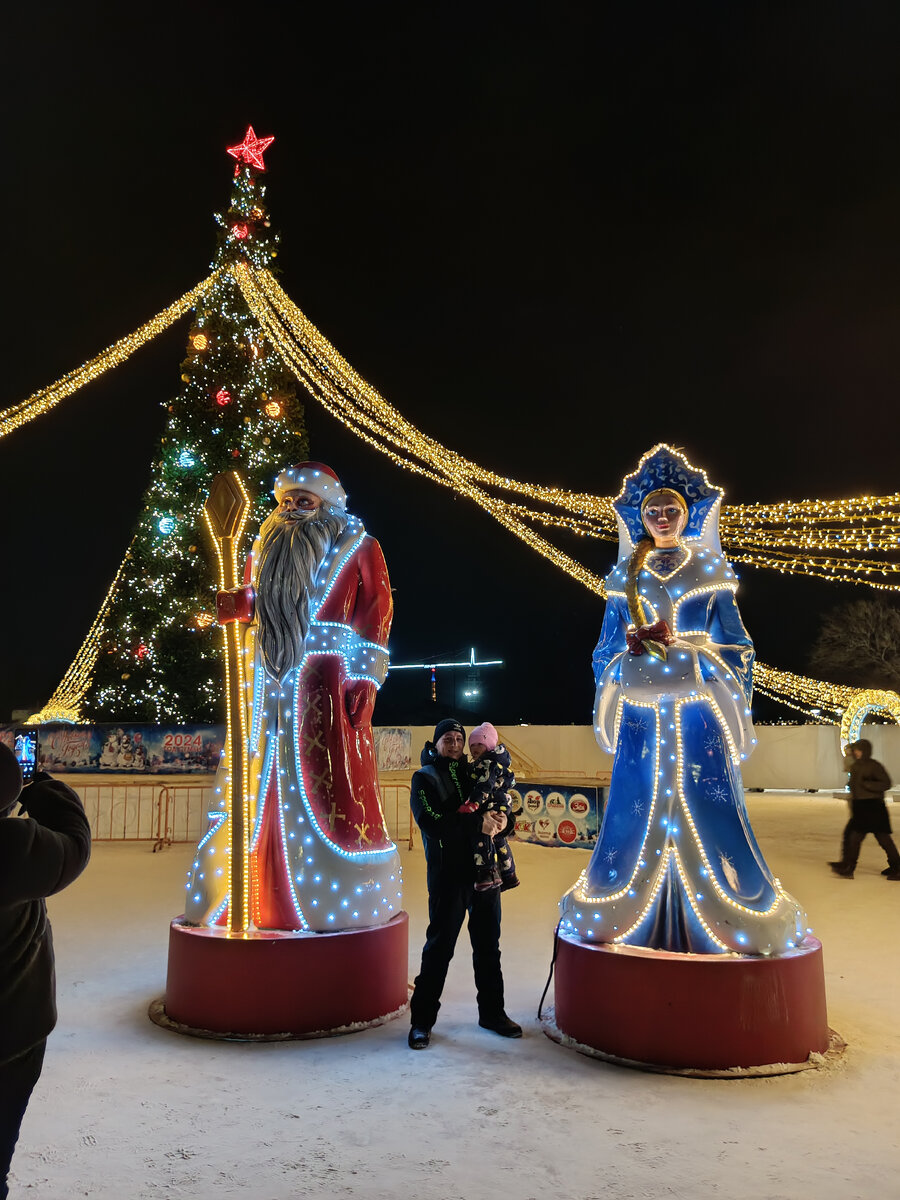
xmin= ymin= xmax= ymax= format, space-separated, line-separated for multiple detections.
xmin=2 ymin=3 xmax=900 ymax=726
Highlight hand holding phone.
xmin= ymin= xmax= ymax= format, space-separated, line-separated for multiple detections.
xmin=14 ymin=728 xmax=39 ymax=786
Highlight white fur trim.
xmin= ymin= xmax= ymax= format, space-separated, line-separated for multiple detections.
xmin=273 ymin=465 xmax=347 ymax=509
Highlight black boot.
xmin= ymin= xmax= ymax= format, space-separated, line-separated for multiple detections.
xmin=875 ymin=834 xmax=900 ymax=879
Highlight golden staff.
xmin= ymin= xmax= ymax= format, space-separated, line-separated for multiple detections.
xmin=203 ymin=472 xmax=252 ymax=934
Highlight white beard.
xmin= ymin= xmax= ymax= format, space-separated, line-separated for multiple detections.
xmin=254 ymin=506 xmax=349 ymax=682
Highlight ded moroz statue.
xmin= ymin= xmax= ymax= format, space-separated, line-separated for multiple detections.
xmin=185 ymin=462 xmax=401 ymax=932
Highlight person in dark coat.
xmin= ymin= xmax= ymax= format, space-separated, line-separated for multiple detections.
xmin=407 ymin=718 xmax=521 ymax=1049
xmin=459 ymin=722 xmax=520 ymax=891
xmin=0 ymin=744 xmax=92 ymax=1198
xmin=829 ymin=738 xmax=900 ymax=880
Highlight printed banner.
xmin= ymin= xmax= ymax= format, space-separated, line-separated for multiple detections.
xmin=374 ymin=727 xmax=412 ymax=771
xmin=0 ymin=724 xmax=225 ymax=774
xmin=510 ymin=781 xmax=605 ymax=848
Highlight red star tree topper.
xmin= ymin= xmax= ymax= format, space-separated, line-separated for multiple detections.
xmin=226 ymin=125 xmax=275 ymax=171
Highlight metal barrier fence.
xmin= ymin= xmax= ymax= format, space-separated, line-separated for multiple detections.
xmin=65 ymin=777 xmax=414 ymax=851
xmin=379 ymin=782 xmax=415 ymax=850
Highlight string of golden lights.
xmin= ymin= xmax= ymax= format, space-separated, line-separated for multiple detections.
xmin=235 ymin=263 xmax=900 ymax=721
xmin=28 ymin=542 xmax=136 ymax=724
xmin=241 ymin=265 xmax=900 ymax=589
xmin=0 ymin=274 xmax=220 ymax=441
xmin=2 ymin=260 xmax=899 ymax=723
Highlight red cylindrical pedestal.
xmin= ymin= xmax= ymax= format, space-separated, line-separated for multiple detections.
xmin=158 ymin=911 xmax=409 ymax=1038
xmin=552 ymin=932 xmax=829 ymax=1072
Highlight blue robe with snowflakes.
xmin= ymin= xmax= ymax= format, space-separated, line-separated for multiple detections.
xmin=560 ymin=545 xmax=806 ymax=955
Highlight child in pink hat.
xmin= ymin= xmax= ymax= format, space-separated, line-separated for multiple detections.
xmin=459 ymin=722 xmax=520 ymax=891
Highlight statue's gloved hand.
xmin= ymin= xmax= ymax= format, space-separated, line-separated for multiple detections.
xmin=626 ymin=620 xmax=675 ymax=658
xmin=345 ymin=680 xmax=376 ymax=729
xmin=215 ymin=585 xmax=255 ymax=625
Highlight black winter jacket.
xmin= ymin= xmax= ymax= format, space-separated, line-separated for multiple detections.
xmin=847 ymin=739 xmax=891 ymax=801
xmin=409 ymin=743 xmax=478 ymax=892
xmin=0 ymin=773 xmax=92 ymax=1065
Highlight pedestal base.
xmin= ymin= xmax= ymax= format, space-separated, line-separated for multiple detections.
xmin=550 ymin=931 xmax=832 ymax=1074
xmin=153 ymin=911 xmax=409 ymax=1040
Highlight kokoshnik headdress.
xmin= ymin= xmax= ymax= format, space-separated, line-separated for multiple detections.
xmin=613 ymin=444 xmax=724 ymax=563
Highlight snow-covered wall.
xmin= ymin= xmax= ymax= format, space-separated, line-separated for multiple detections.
xmin=398 ymin=723 xmax=900 ymax=791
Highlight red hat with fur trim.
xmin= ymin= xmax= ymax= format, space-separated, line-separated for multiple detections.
xmin=273 ymin=462 xmax=347 ymax=509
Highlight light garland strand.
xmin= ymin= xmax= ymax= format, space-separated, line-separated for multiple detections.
xmin=11 ymin=258 xmax=900 ymax=725
xmin=0 ymin=273 xmax=220 ymax=439
xmin=238 ymin=266 xmax=900 ymax=592
xmin=233 ymin=263 xmax=900 ymax=723
xmin=28 ymin=542 xmax=136 ymax=723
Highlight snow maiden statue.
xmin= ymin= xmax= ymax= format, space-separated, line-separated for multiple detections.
xmin=550 ymin=447 xmax=831 ymax=1074
xmin=560 ymin=444 xmax=806 ymax=955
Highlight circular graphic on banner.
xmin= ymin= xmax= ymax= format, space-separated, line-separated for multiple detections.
xmin=534 ymin=816 xmax=556 ymax=841
xmin=557 ymin=819 xmax=578 ymax=844
xmin=514 ymin=818 xmax=533 ymax=836
xmin=507 ymin=789 xmax=523 ymax=816
xmin=569 ymin=793 xmax=589 ymax=816
xmin=546 ymin=792 xmax=566 ymax=815
xmin=524 ymin=790 xmax=544 ymax=814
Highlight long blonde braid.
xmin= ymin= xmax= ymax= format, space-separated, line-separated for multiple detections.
xmin=625 ymin=537 xmax=655 ymax=628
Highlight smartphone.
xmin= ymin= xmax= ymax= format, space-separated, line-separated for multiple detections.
xmin=14 ymin=728 xmax=39 ymax=786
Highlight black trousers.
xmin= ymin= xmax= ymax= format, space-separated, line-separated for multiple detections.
xmin=410 ymin=881 xmax=504 ymax=1029
xmin=0 ymin=1039 xmax=46 ymax=1200
xmin=841 ymin=824 xmax=900 ymax=870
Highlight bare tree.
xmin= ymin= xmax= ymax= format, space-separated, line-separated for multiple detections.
xmin=809 ymin=599 xmax=900 ymax=689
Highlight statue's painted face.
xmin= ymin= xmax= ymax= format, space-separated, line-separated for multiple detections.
xmin=642 ymin=490 xmax=688 ymax=547
xmin=278 ymin=487 xmax=323 ymax=517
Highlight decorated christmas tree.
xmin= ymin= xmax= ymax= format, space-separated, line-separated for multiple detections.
xmin=82 ymin=127 xmax=308 ymax=723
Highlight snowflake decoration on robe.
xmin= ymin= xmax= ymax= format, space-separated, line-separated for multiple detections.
xmin=719 ymin=850 xmax=740 ymax=891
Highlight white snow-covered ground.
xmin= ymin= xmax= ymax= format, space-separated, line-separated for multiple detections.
xmin=11 ymin=792 xmax=900 ymax=1200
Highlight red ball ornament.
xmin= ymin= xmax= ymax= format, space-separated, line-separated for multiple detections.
xmin=216 ymin=388 xmax=232 ymax=406
xmin=232 ymin=223 xmax=249 ymax=240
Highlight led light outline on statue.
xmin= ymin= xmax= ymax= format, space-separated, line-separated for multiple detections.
xmin=561 ymin=444 xmax=807 ymax=957
xmin=187 ymin=464 xmax=402 ymax=934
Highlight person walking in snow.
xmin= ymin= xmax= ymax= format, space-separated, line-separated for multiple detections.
xmin=829 ymin=739 xmax=900 ymax=880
